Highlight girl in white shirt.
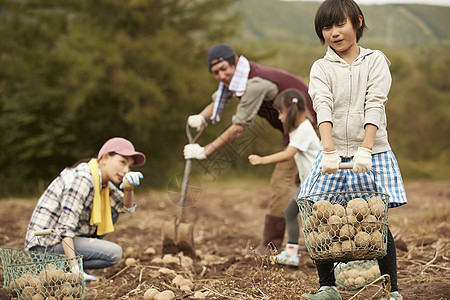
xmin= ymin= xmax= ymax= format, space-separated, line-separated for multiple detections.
xmin=248 ymin=88 xmax=320 ymax=266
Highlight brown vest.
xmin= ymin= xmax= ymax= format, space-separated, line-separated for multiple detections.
xmin=248 ymin=61 xmax=317 ymax=146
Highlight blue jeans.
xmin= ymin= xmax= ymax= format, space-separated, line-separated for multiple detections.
xmin=31 ymin=209 xmax=123 ymax=269
xmin=32 ymin=237 xmax=122 ymax=269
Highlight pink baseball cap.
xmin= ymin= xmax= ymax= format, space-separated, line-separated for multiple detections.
xmin=97 ymin=137 xmax=146 ymax=166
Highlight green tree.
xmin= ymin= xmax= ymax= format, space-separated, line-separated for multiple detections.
xmin=0 ymin=0 xmax=239 ymax=196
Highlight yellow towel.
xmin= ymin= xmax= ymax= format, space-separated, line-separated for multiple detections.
xmin=88 ymin=158 xmax=114 ymax=236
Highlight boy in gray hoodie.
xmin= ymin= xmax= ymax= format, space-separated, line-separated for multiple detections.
xmin=298 ymin=0 xmax=406 ymax=299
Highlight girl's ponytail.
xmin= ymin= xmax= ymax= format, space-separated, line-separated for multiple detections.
xmin=274 ymin=89 xmax=306 ymax=134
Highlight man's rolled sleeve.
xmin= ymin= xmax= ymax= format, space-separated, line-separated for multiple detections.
xmin=232 ymin=77 xmax=277 ymax=127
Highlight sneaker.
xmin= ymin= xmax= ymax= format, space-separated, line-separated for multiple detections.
xmin=302 ymin=286 xmax=343 ymax=300
xmin=381 ymin=291 xmax=403 ymax=300
xmin=83 ymin=272 xmax=97 ymax=282
xmin=272 ymin=250 xmax=300 ymax=267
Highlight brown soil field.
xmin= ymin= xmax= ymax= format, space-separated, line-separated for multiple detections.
xmin=1 ymin=179 xmax=449 ymax=299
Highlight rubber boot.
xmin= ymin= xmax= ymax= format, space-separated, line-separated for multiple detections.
xmin=254 ymin=214 xmax=286 ymax=255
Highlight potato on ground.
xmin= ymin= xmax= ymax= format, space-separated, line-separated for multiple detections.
xmin=144 ymin=288 xmax=160 ymax=300
xmin=171 ymin=275 xmax=184 ymax=287
xmin=180 ymin=278 xmax=194 ymax=291
xmin=156 ymin=290 xmax=175 ymax=300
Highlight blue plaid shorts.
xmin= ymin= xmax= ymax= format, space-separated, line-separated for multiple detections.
xmin=298 ymin=150 xmax=407 ymax=208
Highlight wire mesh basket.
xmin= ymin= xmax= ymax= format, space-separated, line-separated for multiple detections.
xmin=297 ymin=167 xmax=389 ymax=263
xmin=0 ymin=247 xmax=85 ymax=299
xmin=335 ymin=260 xmax=381 ymax=290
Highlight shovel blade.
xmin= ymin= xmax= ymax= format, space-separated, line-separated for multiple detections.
xmin=162 ymin=221 xmax=195 ymax=258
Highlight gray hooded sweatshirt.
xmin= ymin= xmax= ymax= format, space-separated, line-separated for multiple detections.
xmin=309 ymin=46 xmax=392 ymax=157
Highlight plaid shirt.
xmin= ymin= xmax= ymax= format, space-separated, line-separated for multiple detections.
xmin=25 ymin=162 xmax=135 ymax=250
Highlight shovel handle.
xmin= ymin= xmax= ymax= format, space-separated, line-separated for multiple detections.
xmin=177 ymin=159 xmax=192 ymax=223
xmin=186 ymin=122 xmax=205 ymax=144
xmin=177 ymin=121 xmax=206 ymax=225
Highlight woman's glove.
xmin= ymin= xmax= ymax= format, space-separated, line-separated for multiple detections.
xmin=353 ymin=147 xmax=372 ymax=173
xmin=119 ymin=172 xmax=144 ymax=190
xmin=321 ymin=150 xmax=340 ymax=174
xmin=187 ymin=115 xmax=207 ymax=131
xmin=71 ymin=264 xmax=97 ymax=282
xmin=183 ymin=144 xmax=207 ymax=160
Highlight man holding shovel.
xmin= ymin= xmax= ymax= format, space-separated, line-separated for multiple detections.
xmin=183 ymin=44 xmax=316 ymax=255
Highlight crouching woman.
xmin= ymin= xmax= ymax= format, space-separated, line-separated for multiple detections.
xmin=25 ymin=137 xmax=146 ymax=280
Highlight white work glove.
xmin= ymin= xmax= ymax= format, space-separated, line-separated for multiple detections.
xmin=321 ymin=150 xmax=340 ymax=175
xmin=183 ymin=144 xmax=207 ymax=160
xmin=187 ymin=115 xmax=207 ymax=131
xmin=119 ymin=171 xmax=144 ymax=190
xmin=353 ymin=147 xmax=372 ymax=173
xmin=71 ymin=264 xmax=97 ymax=282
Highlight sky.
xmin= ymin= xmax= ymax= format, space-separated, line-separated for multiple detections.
xmin=284 ymin=0 xmax=450 ymax=6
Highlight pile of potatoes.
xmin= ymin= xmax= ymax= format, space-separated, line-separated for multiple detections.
xmin=335 ymin=260 xmax=381 ymax=290
xmin=8 ymin=263 xmax=83 ymax=300
xmin=304 ymin=196 xmax=386 ymax=259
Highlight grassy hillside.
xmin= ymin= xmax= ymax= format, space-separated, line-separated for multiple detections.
xmin=232 ymin=0 xmax=450 ymax=47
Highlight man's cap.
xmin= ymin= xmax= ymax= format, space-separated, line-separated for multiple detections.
xmin=98 ymin=137 xmax=146 ymax=166
xmin=207 ymin=44 xmax=236 ymax=69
